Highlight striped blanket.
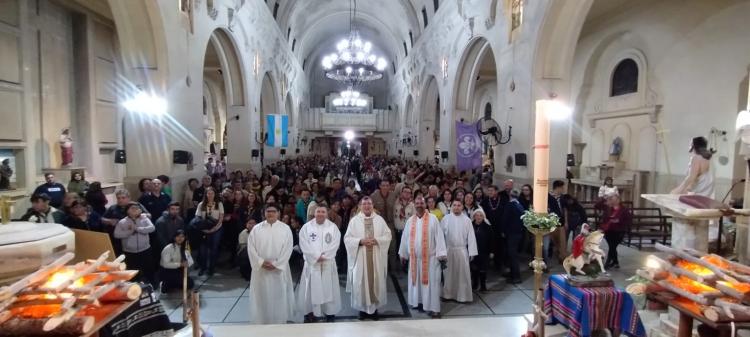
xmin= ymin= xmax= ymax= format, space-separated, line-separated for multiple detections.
xmin=544 ymin=275 xmax=646 ymax=337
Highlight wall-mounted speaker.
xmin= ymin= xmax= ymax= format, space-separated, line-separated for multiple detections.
xmin=114 ymin=150 xmax=126 ymax=164
xmin=295 ymin=148 xmax=300 ymax=154
xmin=514 ymin=153 xmax=527 ymax=166
xmin=413 ymin=150 xmax=419 ymax=157
xmin=441 ymin=151 xmax=449 ymax=159
xmin=566 ymin=154 xmax=576 ymax=167
xmin=280 ymin=149 xmax=286 ymax=155
xmin=251 ymin=149 xmax=259 ymax=158
xmin=173 ymin=150 xmax=192 ymax=164
xmin=398 ymin=149 xmax=403 ymax=155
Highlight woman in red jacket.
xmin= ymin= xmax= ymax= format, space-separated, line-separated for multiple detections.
xmin=600 ymin=194 xmax=632 ymax=269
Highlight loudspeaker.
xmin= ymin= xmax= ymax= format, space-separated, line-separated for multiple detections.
xmin=251 ymin=149 xmax=259 ymax=158
xmin=441 ymin=151 xmax=449 ymax=159
xmin=295 ymin=148 xmax=300 ymax=154
xmin=173 ymin=150 xmax=192 ymax=164
xmin=567 ymin=154 xmax=576 ymax=167
xmin=280 ymin=149 xmax=286 ymax=155
xmin=220 ymin=148 xmax=227 ymax=157
xmin=398 ymin=149 xmax=402 ymax=155
xmin=514 ymin=153 xmax=527 ymax=166
xmin=413 ymin=150 xmax=419 ymax=157
xmin=114 ymin=150 xmax=126 ymax=164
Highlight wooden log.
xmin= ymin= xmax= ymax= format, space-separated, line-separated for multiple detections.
xmin=655 ymin=243 xmax=738 ymax=283
xmin=89 ymin=254 xmax=126 ymax=272
xmin=715 ymin=298 xmax=750 ymax=316
xmin=82 ymin=270 xmax=139 ymax=283
xmin=0 ymin=252 xmax=75 ymax=301
xmin=715 ymin=282 xmax=750 ymax=303
xmin=0 ymin=316 xmax=94 ymax=336
xmin=636 ymin=269 xmax=718 ymax=305
xmin=99 ymin=283 xmax=141 ymax=302
xmin=42 ymin=252 xmax=109 ymax=292
xmin=14 ymin=283 xmax=121 ymax=308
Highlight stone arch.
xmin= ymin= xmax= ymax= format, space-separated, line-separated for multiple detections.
xmin=404 ymin=95 xmax=414 ymax=125
xmin=284 ymin=93 xmax=294 ymax=127
xmin=204 ymin=29 xmax=246 ymax=107
xmin=260 ymin=72 xmax=278 ymax=125
xmin=532 ymin=0 xmax=594 ymax=82
xmin=419 ymin=76 xmax=440 ymax=160
xmin=453 ymin=37 xmax=497 ymax=113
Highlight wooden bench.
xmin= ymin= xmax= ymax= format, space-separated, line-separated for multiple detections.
xmin=627 ymin=207 xmax=671 ymax=250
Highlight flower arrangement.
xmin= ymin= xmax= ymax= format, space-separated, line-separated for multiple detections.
xmin=521 ymin=210 xmax=561 ymax=232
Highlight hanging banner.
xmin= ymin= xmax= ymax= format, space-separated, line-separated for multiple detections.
xmin=455 ymin=120 xmax=482 ymax=172
xmin=266 ymin=114 xmax=288 ymax=147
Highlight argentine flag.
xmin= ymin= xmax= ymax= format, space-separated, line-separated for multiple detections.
xmin=266 ymin=114 xmax=288 ymax=147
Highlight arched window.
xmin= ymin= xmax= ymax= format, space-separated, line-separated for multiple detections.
xmin=610 ymin=58 xmax=638 ymax=97
xmin=484 ymin=103 xmax=492 ymax=119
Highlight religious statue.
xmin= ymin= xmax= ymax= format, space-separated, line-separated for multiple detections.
xmin=0 ymin=159 xmax=12 ymax=190
xmin=59 ymin=128 xmax=73 ymax=167
xmin=563 ymin=224 xmax=606 ymax=276
xmin=609 ymin=137 xmax=623 ymax=160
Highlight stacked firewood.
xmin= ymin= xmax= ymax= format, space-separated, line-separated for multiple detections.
xmin=637 ymin=243 xmax=750 ymax=322
xmin=0 ymin=252 xmax=142 ymax=336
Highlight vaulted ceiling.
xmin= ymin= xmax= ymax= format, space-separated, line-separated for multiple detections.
xmin=270 ymin=0 xmax=433 ymax=67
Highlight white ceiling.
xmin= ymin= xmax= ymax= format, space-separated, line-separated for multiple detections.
xmin=274 ymin=0 xmax=425 ymax=64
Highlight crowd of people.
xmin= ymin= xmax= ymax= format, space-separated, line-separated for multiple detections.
xmin=20 ymin=154 xmax=633 ymax=323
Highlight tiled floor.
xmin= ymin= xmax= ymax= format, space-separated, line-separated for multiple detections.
xmin=160 ymin=240 xmax=656 ymax=327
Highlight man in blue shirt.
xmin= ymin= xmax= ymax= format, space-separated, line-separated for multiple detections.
xmin=34 ymin=173 xmax=66 ymax=208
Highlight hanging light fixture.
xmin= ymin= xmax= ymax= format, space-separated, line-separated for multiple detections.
xmin=321 ymin=0 xmax=387 ymax=85
xmin=332 ymin=87 xmax=368 ymax=107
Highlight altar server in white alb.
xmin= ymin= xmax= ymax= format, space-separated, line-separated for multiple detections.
xmin=247 ymin=205 xmax=295 ymax=324
xmin=441 ymin=200 xmax=478 ymax=302
xmin=399 ymin=196 xmax=447 ymax=318
xmin=344 ymin=197 xmax=392 ymax=321
xmin=297 ymin=205 xmax=342 ymax=323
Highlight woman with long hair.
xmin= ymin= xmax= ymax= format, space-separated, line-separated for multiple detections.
xmin=223 ymin=189 xmax=247 ymax=266
xmin=159 ymin=230 xmax=194 ymax=293
xmin=85 ymin=181 xmax=107 ymax=215
xmin=195 ymin=187 xmax=224 ymax=276
xmin=246 ymin=191 xmax=263 ymax=223
xmin=519 ymin=184 xmax=533 ymax=211
xmin=68 ymin=171 xmax=89 ymax=196
xmin=473 ymin=188 xmax=486 ymax=205
xmin=438 ymin=189 xmax=453 ymax=215
xmin=427 ymin=196 xmax=444 ymax=221
xmin=671 ymin=136 xmax=715 ymax=197
xmin=462 ymin=193 xmax=482 ymax=218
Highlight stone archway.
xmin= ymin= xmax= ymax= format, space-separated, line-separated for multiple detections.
xmin=259 ymin=72 xmax=279 ymax=162
xmin=419 ymin=76 xmax=440 ymax=161
xmin=202 ymin=28 xmax=246 ymax=163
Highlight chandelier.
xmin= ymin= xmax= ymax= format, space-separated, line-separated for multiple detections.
xmin=332 ymin=88 xmax=368 ymax=107
xmin=321 ymin=0 xmax=387 ymax=84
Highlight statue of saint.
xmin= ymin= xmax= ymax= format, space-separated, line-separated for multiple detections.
xmin=0 ymin=159 xmax=12 ymax=189
xmin=59 ymin=128 xmax=73 ymax=167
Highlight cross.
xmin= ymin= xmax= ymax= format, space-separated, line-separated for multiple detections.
xmin=655 ymin=123 xmax=672 ymax=177
xmin=310 ymin=232 xmax=317 ymax=241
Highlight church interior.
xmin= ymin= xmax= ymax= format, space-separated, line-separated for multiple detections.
xmin=1 ymin=0 xmax=750 ymax=336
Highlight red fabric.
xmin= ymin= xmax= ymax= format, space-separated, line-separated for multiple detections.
xmin=571 ymin=234 xmax=585 ymax=258
xmin=600 ymin=206 xmax=631 ymax=232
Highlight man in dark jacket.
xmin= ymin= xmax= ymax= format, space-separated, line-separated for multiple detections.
xmin=155 ymin=202 xmax=184 ymax=251
xmin=480 ymin=185 xmax=505 ymax=271
xmin=501 ymin=189 xmax=525 ymax=284
xmin=33 ymin=173 xmax=66 ymax=208
xmin=548 ymin=180 xmax=566 ymax=263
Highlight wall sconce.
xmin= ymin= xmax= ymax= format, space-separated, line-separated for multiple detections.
xmin=300 ymin=136 xmax=308 ymax=146
xmin=231 ymin=115 xmax=240 ymax=121
xmin=401 ymin=131 xmax=417 ymax=147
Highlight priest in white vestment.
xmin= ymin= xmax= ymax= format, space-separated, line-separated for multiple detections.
xmin=441 ymin=200 xmax=478 ymax=302
xmin=344 ymin=197 xmax=392 ymax=320
xmin=247 ymin=205 xmax=295 ymax=324
xmin=297 ymin=206 xmax=342 ymax=323
xmin=399 ymin=196 xmax=447 ymax=318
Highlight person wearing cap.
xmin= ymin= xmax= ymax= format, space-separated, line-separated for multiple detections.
xmin=21 ymin=193 xmax=64 ymax=223
xmin=63 ymin=199 xmax=102 ymax=231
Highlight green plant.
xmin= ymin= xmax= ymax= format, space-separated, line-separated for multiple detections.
xmin=521 ymin=210 xmax=561 ymax=231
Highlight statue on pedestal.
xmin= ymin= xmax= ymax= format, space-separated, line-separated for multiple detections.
xmin=59 ymin=128 xmax=73 ymax=167
xmin=0 ymin=159 xmax=12 ymax=190
xmin=563 ymin=224 xmax=606 ymax=276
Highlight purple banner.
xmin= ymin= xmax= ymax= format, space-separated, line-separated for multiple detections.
xmin=455 ymin=120 xmax=482 ymax=172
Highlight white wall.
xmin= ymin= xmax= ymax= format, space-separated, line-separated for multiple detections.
xmin=570 ymin=0 xmax=750 ymax=197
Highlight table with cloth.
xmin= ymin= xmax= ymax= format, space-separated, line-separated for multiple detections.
xmin=544 ymin=274 xmax=646 ymax=337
